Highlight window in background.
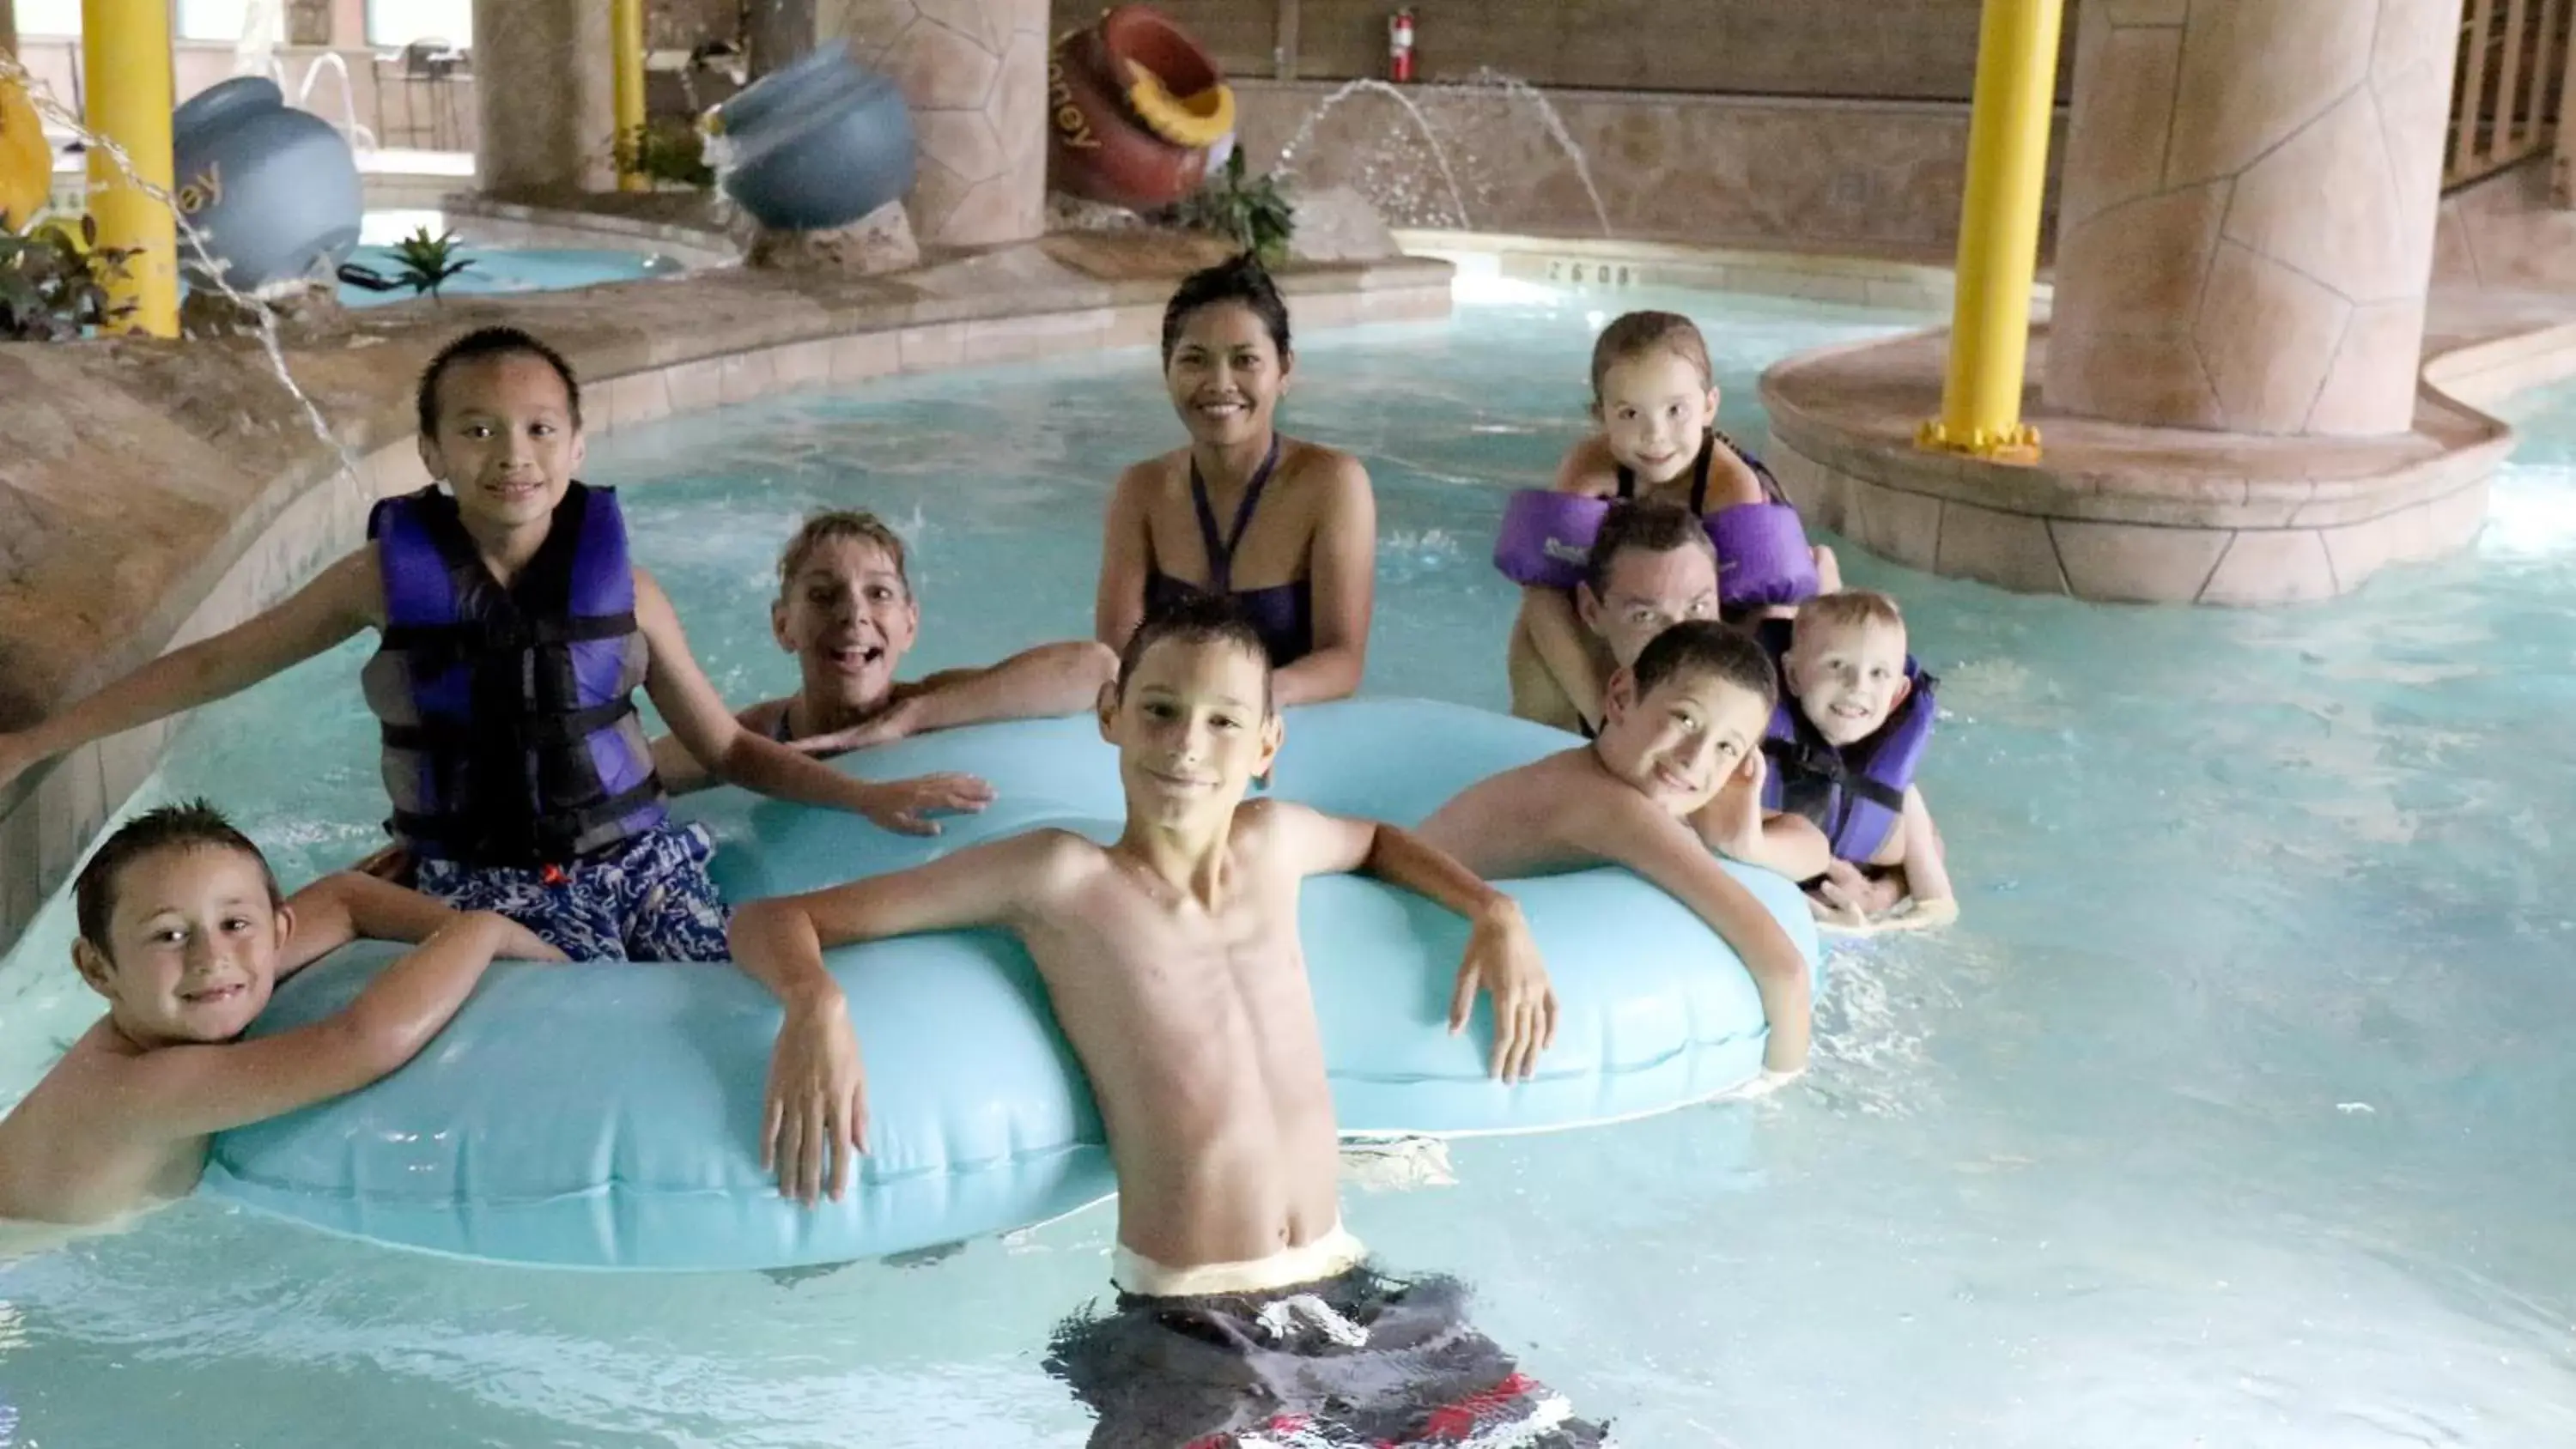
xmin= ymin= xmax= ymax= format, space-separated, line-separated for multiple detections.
xmin=14 ymin=0 xmax=83 ymax=36
xmin=368 ymin=0 xmax=472 ymax=48
xmin=175 ymin=0 xmax=258 ymax=43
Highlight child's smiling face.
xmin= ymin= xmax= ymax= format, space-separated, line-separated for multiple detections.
xmin=1595 ymin=348 xmax=1717 ymax=488
xmin=76 ymin=845 xmax=289 ymax=1049
xmin=1103 ymin=635 xmax=1280 ymax=832
xmin=1595 ymin=669 xmax=1769 ymax=816
xmin=1787 ymin=617 xmax=1911 ymax=746
xmin=773 ymin=535 xmax=919 ymax=710
xmin=419 ymin=352 xmax=586 ymax=534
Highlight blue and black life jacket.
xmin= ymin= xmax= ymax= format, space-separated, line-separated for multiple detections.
xmin=359 ymin=481 xmax=667 ymax=867
xmin=1759 ymin=658 xmax=1937 ymax=864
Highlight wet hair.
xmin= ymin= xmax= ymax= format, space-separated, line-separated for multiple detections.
xmin=1161 ymin=252 xmax=1292 ymax=369
xmin=1589 ymin=310 xmax=1714 ymax=405
xmin=1631 ymin=620 xmax=1778 ymax=715
xmin=416 ymin=325 xmax=584 ymax=438
xmin=776 ymin=510 xmax=911 ymax=600
xmin=1792 ymin=589 xmax=1907 ymax=649
xmin=1115 ymin=593 xmax=1275 ymax=713
xmin=73 ymin=799 xmax=282 ymax=955
xmin=1583 ymin=500 xmax=1717 ymax=600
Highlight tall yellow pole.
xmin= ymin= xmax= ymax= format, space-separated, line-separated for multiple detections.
xmin=1917 ymin=0 xmax=2066 ymax=464
xmin=81 ymin=0 xmax=179 ymax=336
xmin=612 ymin=0 xmax=647 ymax=192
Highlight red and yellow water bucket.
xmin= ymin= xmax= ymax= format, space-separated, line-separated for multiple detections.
xmin=1047 ymin=5 xmax=1234 ymax=209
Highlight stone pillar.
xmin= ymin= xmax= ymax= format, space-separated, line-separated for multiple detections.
xmin=470 ymin=0 xmax=614 ymax=196
xmin=819 ymin=0 xmax=1048 ymax=247
xmin=2044 ymin=0 xmax=2462 ymax=436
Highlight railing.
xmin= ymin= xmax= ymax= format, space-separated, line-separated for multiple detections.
xmin=2448 ymin=0 xmax=2573 ymax=189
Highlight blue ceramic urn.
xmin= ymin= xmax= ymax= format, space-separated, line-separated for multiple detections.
xmin=718 ymin=45 xmax=915 ymax=232
xmin=171 ymin=76 xmax=362 ymax=292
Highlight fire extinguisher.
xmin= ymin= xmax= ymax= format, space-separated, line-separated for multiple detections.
xmin=1388 ymin=8 xmax=1416 ymax=83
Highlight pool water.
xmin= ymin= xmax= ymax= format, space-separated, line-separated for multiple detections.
xmin=334 ymin=241 xmax=682 ymax=309
xmin=3 ymin=278 xmax=2573 ymax=1446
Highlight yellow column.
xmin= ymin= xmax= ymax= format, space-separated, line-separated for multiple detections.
xmin=612 ymin=0 xmax=647 ymax=192
xmin=1917 ymin=0 xmax=2066 ymax=464
xmin=80 ymin=0 xmax=179 ymax=336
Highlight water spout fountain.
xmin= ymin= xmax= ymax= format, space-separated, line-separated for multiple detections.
xmin=1 ymin=55 xmax=355 ymax=484
xmin=1273 ymin=70 xmax=1613 ymax=238
xmin=274 ymin=52 xmax=380 ymax=155
xmin=1273 ymin=78 xmax=1473 ymax=230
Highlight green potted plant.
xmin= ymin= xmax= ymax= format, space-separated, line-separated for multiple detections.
xmin=387 ymin=224 xmax=473 ymax=302
xmin=0 ymin=214 xmax=140 ymax=341
xmin=613 ymin=120 xmax=717 ymax=191
xmin=1172 ymin=149 xmax=1295 ymax=266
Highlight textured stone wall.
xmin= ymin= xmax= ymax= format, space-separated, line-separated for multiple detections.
xmin=818 ymin=0 xmax=1047 ymax=246
xmin=1230 ymin=80 xmax=2050 ymax=258
xmin=2044 ymin=0 xmax=2462 ymax=437
xmin=1142 ymin=0 xmax=2080 ymax=102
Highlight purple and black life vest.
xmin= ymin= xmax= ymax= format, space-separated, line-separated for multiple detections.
xmin=1759 ymin=657 xmax=1937 ymax=864
xmin=359 ymin=482 xmax=667 ymax=867
xmin=1491 ymin=431 xmax=1820 ymax=613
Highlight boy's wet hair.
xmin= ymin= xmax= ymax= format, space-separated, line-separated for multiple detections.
xmin=777 ymin=510 xmax=911 ymax=600
xmin=1116 ymin=594 xmax=1275 ymax=713
xmin=1589 ymin=310 xmax=1714 ymax=404
xmin=1792 ymin=589 xmax=1906 ymax=647
xmin=1161 ymin=252 xmax=1292 ymax=369
xmin=1631 ymin=621 xmax=1778 ymax=715
xmin=1583 ymin=500 xmax=1716 ymax=599
xmin=416 ymin=325 xmax=584 ymax=438
xmin=73 ymin=799 xmax=282 ymax=953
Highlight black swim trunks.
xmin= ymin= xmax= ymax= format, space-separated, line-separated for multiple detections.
xmin=1043 ymin=1264 xmax=1611 ymax=1447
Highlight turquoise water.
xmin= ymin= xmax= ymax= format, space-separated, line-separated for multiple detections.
xmin=3 ymin=276 xmax=2573 ymax=1445
xmin=335 ymin=242 xmax=681 ymax=309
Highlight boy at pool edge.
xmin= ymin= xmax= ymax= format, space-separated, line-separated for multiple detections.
xmin=650 ymin=510 xmax=1116 ymax=791
xmin=1508 ymin=309 xmax=1838 ymax=731
xmin=1425 ymin=619 xmax=1815 ymax=1083
xmin=726 ymin=597 xmax=1608 ymax=1446
xmin=0 ymin=326 xmax=992 ymax=963
xmin=0 ymin=802 xmax=549 ymax=1225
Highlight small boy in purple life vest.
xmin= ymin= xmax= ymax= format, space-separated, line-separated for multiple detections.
xmin=0 ymin=327 xmax=994 ymax=962
xmin=1741 ymin=589 xmax=1954 ymax=931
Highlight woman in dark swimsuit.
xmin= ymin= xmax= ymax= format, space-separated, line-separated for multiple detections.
xmin=1095 ymin=254 xmax=1377 ymax=706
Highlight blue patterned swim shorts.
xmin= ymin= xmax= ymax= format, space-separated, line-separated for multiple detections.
xmin=413 ymin=821 xmax=732 ymax=962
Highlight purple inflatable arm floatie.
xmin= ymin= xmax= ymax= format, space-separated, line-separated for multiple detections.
xmin=1492 ymin=489 xmax=1611 ymax=590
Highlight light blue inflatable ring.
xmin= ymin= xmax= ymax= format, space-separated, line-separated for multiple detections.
xmin=203 ymin=699 xmax=1821 ymax=1270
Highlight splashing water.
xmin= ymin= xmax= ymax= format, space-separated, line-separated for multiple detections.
xmin=1274 ymin=77 xmax=1475 ymax=231
xmin=1273 ymin=71 xmax=1613 ymax=238
xmin=1445 ymin=69 xmax=1612 ymax=238
xmin=2 ymin=56 xmax=356 ymax=486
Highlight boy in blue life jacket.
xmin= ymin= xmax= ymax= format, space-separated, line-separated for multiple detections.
xmin=0 ymin=327 xmax=994 ymax=961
